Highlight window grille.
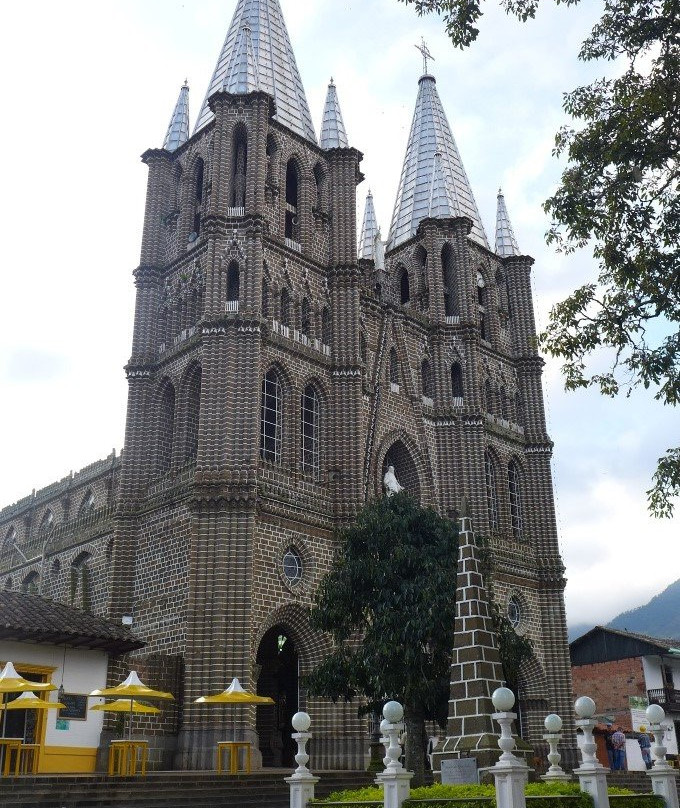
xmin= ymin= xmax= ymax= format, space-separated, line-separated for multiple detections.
xmin=485 ymin=452 xmax=499 ymax=531
xmin=283 ymin=547 xmax=303 ymax=585
xmin=389 ymin=348 xmax=398 ymax=385
xmin=508 ymin=460 xmax=524 ymax=539
xmin=301 ymin=385 xmax=320 ymax=479
xmin=260 ymin=370 xmax=282 ymax=463
xmin=507 ymin=596 xmax=521 ymax=628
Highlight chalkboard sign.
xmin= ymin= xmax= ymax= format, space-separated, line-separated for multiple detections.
xmin=58 ymin=693 xmax=88 ymax=721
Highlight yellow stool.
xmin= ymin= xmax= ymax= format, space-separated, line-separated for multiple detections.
xmin=217 ymin=741 xmax=251 ymax=774
xmin=108 ymin=739 xmax=149 ymax=776
xmin=19 ymin=744 xmax=40 ymax=774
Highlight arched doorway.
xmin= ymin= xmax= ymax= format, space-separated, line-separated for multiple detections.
xmin=256 ymin=625 xmax=299 ymax=767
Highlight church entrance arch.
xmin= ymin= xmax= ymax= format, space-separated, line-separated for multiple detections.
xmin=256 ymin=625 xmax=299 ymax=767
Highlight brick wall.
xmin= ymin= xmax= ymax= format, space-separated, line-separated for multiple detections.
xmin=572 ymin=657 xmax=647 ymax=728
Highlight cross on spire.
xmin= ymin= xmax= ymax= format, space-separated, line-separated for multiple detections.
xmin=415 ymin=37 xmax=435 ymax=75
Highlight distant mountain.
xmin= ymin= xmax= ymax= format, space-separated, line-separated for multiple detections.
xmin=607 ymin=578 xmax=680 ymax=640
xmin=568 ymin=579 xmax=680 ymax=644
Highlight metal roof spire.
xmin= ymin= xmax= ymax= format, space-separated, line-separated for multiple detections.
xmin=428 ymin=152 xmax=454 ymax=218
xmin=163 ymin=81 xmax=190 ymax=152
xmin=359 ymin=190 xmax=379 ymax=260
xmin=224 ymin=24 xmax=260 ymax=94
xmin=319 ymin=78 xmax=349 ymax=149
xmin=495 ymin=188 xmax=520 ymax=257
xmin=194 ymin=0 xmax=317 ymax=144
xmin=388 ymin=72 xmax=489 ymax=250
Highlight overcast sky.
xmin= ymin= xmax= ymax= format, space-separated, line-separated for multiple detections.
xmin=0 ymin=0 xmax=676 ymax=627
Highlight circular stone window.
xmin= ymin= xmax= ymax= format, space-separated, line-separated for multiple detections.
xmin=282 ymin=547 xmax=303 ymax=585
xmin=507 ymin=596 xmax=522 ymax=628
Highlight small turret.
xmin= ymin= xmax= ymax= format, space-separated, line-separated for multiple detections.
xmin=495 ymin=188 xmax=520 ymax=257
xmin=359 ymin=190 xmax=378 ymax=260
xmin=163 ymin=81 xmax=190 ymax=152
xmin=319 ymin=78 xmax=348 ymax=149
xmin=428 ymin=152 xmax=454 ymax=218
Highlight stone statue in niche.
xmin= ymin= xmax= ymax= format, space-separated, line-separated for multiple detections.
xmin=383 ymin=465 xmax=403 ymax=496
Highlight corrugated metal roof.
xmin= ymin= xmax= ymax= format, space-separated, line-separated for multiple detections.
xmin=388 ymin=74 xmax=488 ymax=250
xmin=163 ymin=81 xmax=190 ymax=152
xmin=194 ymin=0 xmax=317 ymax=143
xmin=319 ymin=79 xmax=348 ymax=149
xmin=495 ymin=188 xmax=520 ymax=257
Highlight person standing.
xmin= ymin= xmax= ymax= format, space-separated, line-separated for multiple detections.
xmin=612 ymin=726 xmax=627 ymax=771
xmin=604 ymin=723 xmax=615 ymax=769
xmin=638 ymin=726 xmax=653 ymax=769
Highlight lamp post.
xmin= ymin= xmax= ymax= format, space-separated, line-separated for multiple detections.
xmin=375 ymin=701 xmax=413 ymax=808
xmin=489 ymin=687 xmax=529 ymax=808
xmin=573 ymin=696 xmax=609 ymax=808
xmin=284 ymin=711 xmax=319 ymax=808
xmin=645 ymin=704 xmax=679 ymax=808
xmin=541 ymin=713 xmax=571 ymax=781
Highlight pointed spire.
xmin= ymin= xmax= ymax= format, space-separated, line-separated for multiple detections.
xmin=495 ymin=188 xmax=520 ymax=257
xmin=319 ymin=78 xmax=348 ymax=149
xmin=194 ymin=0 xmax=317 ymax=144
xmin=359 ymin=190 xmax=379 ymax=260
xmin=224 ymin=25 xmax=260 ymax=94
xmin=388 ymin=74 xmax=488 ymax=250
xmin=428 ymin=152 xmax=454 ymax=218
xmin=163 ymin=81 xmax=190 ymax=152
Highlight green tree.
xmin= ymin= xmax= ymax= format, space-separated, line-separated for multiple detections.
xmin=398 ymin=0 xmax=680 ymax=517
xmin=305 ymin=492 xmax=458 ymax=786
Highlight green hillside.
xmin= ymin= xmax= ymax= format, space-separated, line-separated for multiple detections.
xmin=607 ymin=578 xmax=680 ymax=639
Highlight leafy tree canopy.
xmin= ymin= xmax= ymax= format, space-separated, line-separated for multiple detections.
xmin=398 ymin=0 xmax=679 ymax=517
xmin=306 ymin=492 xmax=459 ymax=784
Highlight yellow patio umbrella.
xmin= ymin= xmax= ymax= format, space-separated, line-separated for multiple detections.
xmin=1 ymin=691 xmax=65 ymax=711
xmin=91 ymin=699 xmax=160 ymax=715
xmin=90 ymin=672 xmax=173 ymax=740
xmin=194 ymin=677 xmax=274 ymax=705
xmin=0 ymin=662 xmax=56 ymax=694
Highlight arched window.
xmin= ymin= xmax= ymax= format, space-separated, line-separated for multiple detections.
xmin=227 ymin=261 xmax=240 ymax=307
xmin=301 ymin=384 xmax=320 ymax=479
xmin=485 ymin=451 xmax=499 ymax=531
xmin=193 ymin=158 xmax=205 ymax=237
xmin=477 ymin=271 xmax=487 ymax=340
xmin=399 ymin=267 xmax=410 ymax=305
xmin=441 ymin=243 xmax=457 ymax=317
xmin=421 ymin=359 xmax=433 ymax=398
xmin=389 ymin=348 xmax=399 ymax=386
xmin=484 ymin=380 xmax=494 ymax=414
xmin=321 ymin=307 xmax=331 ymax=347
xmin=280 ymin=288 xmax=290 ymax=327
xmin=301 ymin=298 xmax=311 ymax=338
xmin=508 ymin=460 xmax=524 ymax=539
xmin=39 ymin=509 xmax=54 ymax=535
xmin=451 ymin=362 xmax=464 ymax=399
xmin=285 ymin=159 xmax=300 ymax=241
xmin=262 ymin=277 xmax=270 ymax=319
xmin=232 ymin=125 xmax=247 ymax=209
xmin=184 ymin=365 xmax=201 ymax=462
xmin=158 ymin=381 xmax=176 ymax=474
xmin=515 ymin=392 xmax=524 ymax=427
xmin=499 ymin=387 xmax=509 ymax=420
xmin=70 ymin=551 xmax=91 ymax=609
xmin=496 ymin=269 xmax=511 ymax=317
xmin=313 ymin=163 xmax=325 ymax=210
xmin=78 ymin=490 xmax=95 ymax=517
xmin=21 ymin=571 xmax=39 ymax=595
xmin=260 ymin=369 xmax=282 ymax=463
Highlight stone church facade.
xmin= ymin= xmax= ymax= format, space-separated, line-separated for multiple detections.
xmin=0 ymin=0 xmax=575 ymax=771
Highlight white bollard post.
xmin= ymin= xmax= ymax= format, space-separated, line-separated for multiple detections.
xmin=285 ymin=712 xmax=319 ymax=808
xmin=573 ymin=697 xmax=609 ymax=808
xmin=374 ymin=701 xmax=413 ymax=808
xmin=645 ymin=704 xmax=679 ymax=808
xmin=488 ymin=688 xmax=529 ymax=808
xmin=541 ymin=714 xmax=571 ymax=781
